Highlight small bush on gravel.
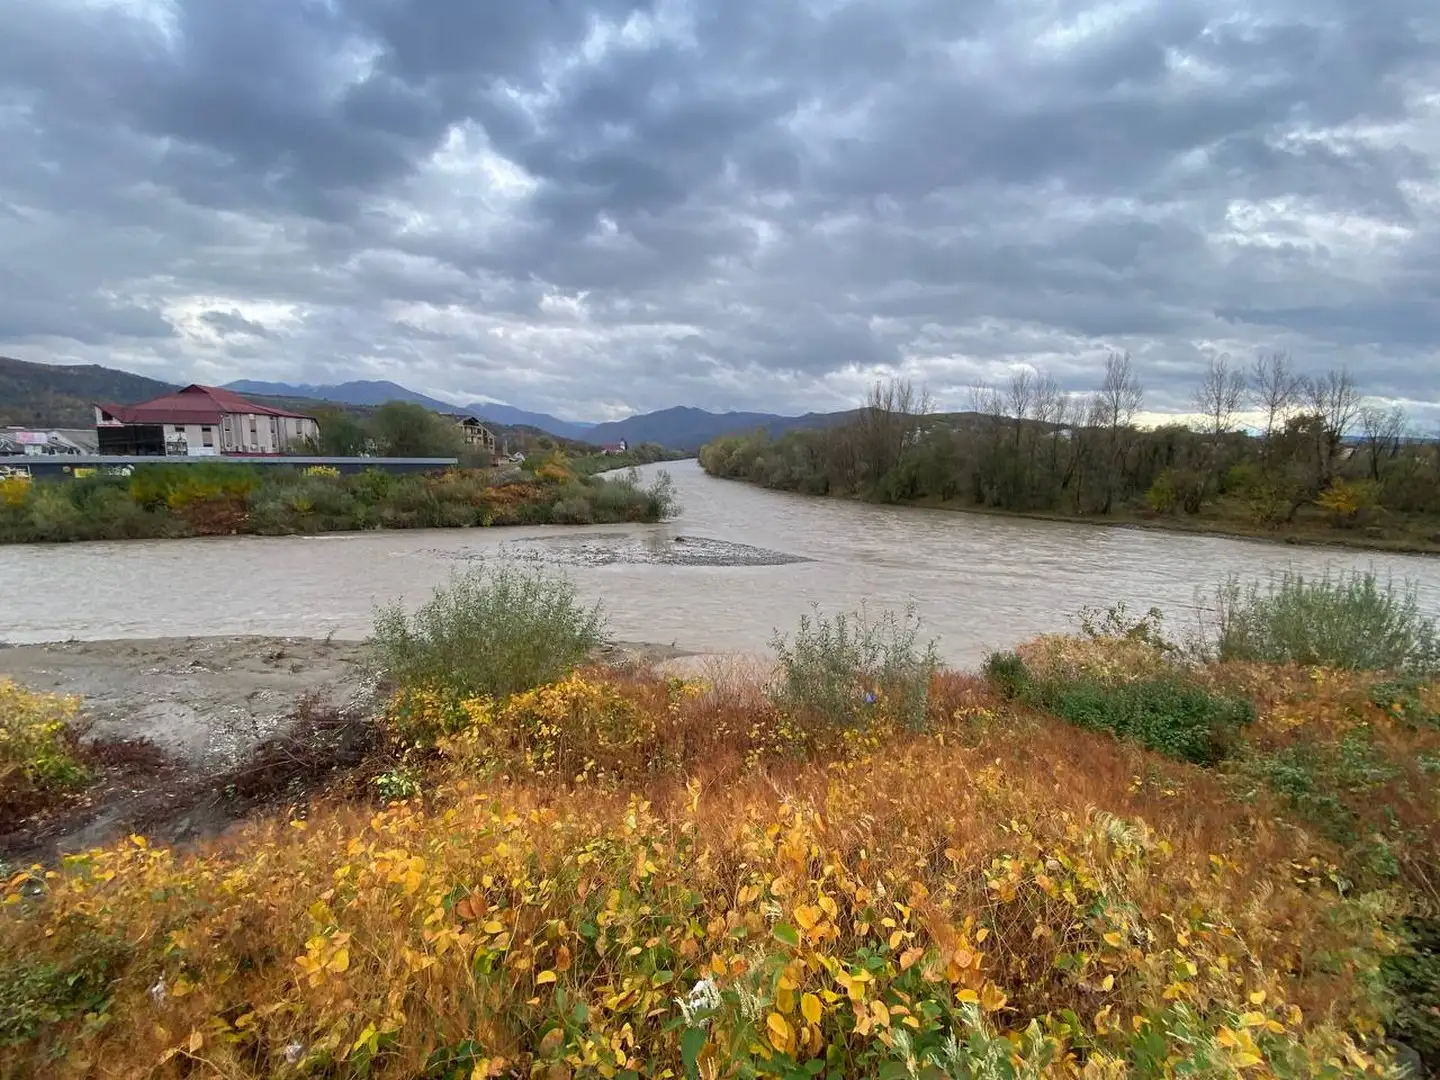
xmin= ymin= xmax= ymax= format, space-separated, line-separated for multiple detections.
xmin=368 ymin=564 xmax=606 ymax=700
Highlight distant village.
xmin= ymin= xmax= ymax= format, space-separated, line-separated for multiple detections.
xmin=1 ymin=383 xmax=628 ymax=476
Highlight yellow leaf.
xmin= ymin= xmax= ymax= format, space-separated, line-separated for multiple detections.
xmin=1232 ymin=1052 xmax=1263 ymax=1068
xmin=482 ymin=920 xmax=504 ymax=935
xmin=888 ymin=930 xmax=903 ymax=950
xmin=794 ymin=905 xmax=819 ymax=930
xmin=801 ymin=993 xmax=822 ymax=1026
xmin=1248 ymin=990 xmax=1266 ymax=1005
xmin=537 ymin=970 xmax=558 ymax=985
xmin=1102 ymin=931 xmax=1123 ymax=948
xmin=957 ymin=989 xmax=979 ymax=1004
xmin=980 ymin=983 xmax=1007 ymax=1013
xmin=870 ymin=1000 xmax=890 ymax=1028
xmin=1100 ymin=974 xmax=1114 ymax=992
xmin=1238 ymin=1011 xmax=1266 ymax=1028
xmin=328 ymin=948 xmax=350 ymax=973
xmin=187 ymin=1030 xmax=203 ymax=1053
xmin=766 ymin=1012 xmax=794 ymax=1052
xmin=899 ymin=947 xmax=924 ymax=971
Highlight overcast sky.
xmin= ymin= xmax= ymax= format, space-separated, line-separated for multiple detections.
xmin=2 ymin=0 xmax=1437 ymax=424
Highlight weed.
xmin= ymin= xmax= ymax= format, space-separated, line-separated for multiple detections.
xmin=1211 ymin=570 xmax=1440 ymax=673
xmin=372 ymin=767 xmax=422 ymax=802
xmin=368 ymin=564 xmax=606 ymax=701
xmin=770 ymin=603 xmax=939 ymax=731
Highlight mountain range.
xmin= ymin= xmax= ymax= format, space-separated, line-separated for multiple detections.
xmin=2 ymin=359 xmax=854 ymax=452
xmin=220 ymin=380 xmax=853 ymax=450
xmin=222 ymin=379 xmax=598 ymax=441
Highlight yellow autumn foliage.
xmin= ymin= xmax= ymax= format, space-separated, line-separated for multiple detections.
xmin=1 ymin=653 xmax=1435 ymax=1078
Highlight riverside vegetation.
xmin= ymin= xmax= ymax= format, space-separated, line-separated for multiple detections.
xmin=2 ymin=568 xmax=1439 ymax=1077
xmin=699 ymin=356 xmax=1440 ymax=553
xmin=0 ymin=453 xmax=678 ymax=544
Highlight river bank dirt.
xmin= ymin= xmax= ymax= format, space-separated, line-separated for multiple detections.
xmin=0 ymin=635 xmax=693 ymax=864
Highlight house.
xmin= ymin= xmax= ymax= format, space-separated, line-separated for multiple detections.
xmin=599 ymin=440 xmax=629 ymax=455
xmin=94 ymin=385 xmax=319 ymax=456
xmin=1 ymin=428 xmax=92 ymax=456
xmin=452 ymin=415 xmax=496 ymax=453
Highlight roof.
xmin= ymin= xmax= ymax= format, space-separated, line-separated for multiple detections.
xmin=96 ymin=385 xmax=316 ymax=425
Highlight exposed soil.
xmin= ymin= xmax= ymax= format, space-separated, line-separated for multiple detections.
xmin=0 ymin=635 xmax=693 ymax=865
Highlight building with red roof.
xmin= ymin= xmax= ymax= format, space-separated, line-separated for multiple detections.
xmin=94 ymin=385 xmax=319 ymax=456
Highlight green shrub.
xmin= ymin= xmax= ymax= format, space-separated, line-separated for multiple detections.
xmin=551 ymin=494 xmax=596 ymax=525
xmin=1212 ymin=571 xmax=1440 ymax=673
xmin=983 ymin=652 xmax=1031 ymax=698
xmin=1382 ymin=918 xmax=1440 ymax=1071
xmin=368 ymin=564 xmax=607 ymax=700
xmin=0 ymin=932 xmax=130 ymax=1049
xmin=351 ymin=468 xmax=396 ymax=505
xmin=19 ymin=485 xmax=85 ymax=542
xmin=1368 ymin=676 xmax=1439 ymax=729
xmin=770 ymin=604 xmax=939 ymax=731
xmin=983 ymin=654 xmax=1254 ymax=765
xmin=1044 ymin=676 xmax=1253 ymax=765
xmin=1241 ymin=729 xmax=1399 ymax=845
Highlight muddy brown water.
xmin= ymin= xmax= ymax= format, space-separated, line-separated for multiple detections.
xmin=2 ymin=460 xmax=1438 ymax=667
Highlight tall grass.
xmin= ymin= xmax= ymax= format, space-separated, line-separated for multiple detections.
xmin=769 ymin=603 xmax=939 ymax=730
xmin=367 ymin=564 xmax=606 ymax=700
xmin=1211 ymin=570 xmax=1440 ymax=673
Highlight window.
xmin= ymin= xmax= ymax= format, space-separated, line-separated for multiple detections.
xmin=201 ymin=426 xmax=214 ymax=447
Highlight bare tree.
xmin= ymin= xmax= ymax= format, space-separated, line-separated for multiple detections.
xmin=967 ymin=380 xmax=1002 ymax=417
xmin=1358 ymin=402 xmax=1407 ymax=481
xmin=1006 ymin=369 xmax=1035 ymax=450
xmin=1250 ymin=351 xmax=1299 ymax=451
xmin=856 ymin=377 xmax=932 ymax=488
xmin=1094 ymin=351 xmax=1143 ymax=433
xmin=1194 ymin=354 xmax=1246 ymax=438
xmin=1032 ymin=372 xmax=1065 ymax=427
xmin=1302 ymin=367 xmax=1361 ymax=484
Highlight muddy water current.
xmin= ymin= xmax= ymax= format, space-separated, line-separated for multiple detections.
xmin=3 ymin=460 xmax=1437 ymax=667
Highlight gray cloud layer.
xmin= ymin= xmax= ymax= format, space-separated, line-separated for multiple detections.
xmin=2 ymin=0 xmax=1437 ymax=422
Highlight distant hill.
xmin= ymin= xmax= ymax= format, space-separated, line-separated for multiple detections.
xmin=224 ymin=379 xmax=594 ymax=440
xmin=0 ymin=356 xmax=177 ymax=427
xmin=584 ymin=406 xmax=857 ymax=451
xmin=3 ymin=358 xmax=860 ymax=452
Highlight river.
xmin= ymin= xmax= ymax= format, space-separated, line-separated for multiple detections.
xmin=2 ymin=459 xmax=1437 ymax=666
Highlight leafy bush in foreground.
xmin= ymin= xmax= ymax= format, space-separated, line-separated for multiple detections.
xmin=3 ymin=634 xmax=1436 ymax=1077
xmin=770 ymin=603 xmax=940 ymax=731
xmin=368 ymin=564 xmax=606 ymax=702
xmin=1211 ymin=570 xmax=1440 ymax=674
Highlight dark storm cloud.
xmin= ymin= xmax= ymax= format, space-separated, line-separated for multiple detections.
xmin=1 ymin=0 xmax=1438 ymax=423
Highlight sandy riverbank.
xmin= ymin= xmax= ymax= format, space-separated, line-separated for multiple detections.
xmin=0 ymin=635 xmax=706 ymax=861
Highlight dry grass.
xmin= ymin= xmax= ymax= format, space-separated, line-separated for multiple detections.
xmin=1 ymin=646 xmax=1434 ymax=1078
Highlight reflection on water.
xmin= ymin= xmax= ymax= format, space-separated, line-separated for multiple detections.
xmin=3 ymin=459 xmax=1437 ymax=667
